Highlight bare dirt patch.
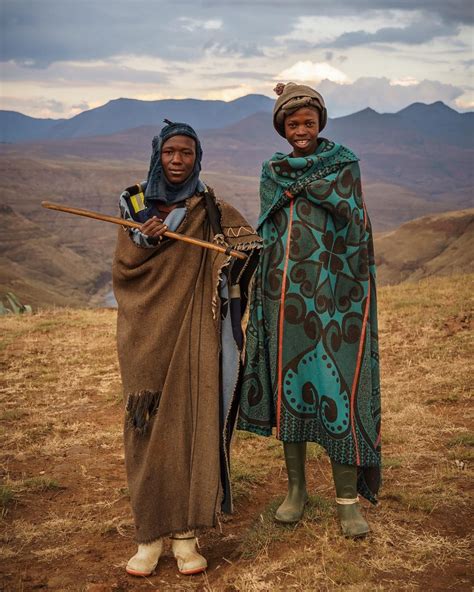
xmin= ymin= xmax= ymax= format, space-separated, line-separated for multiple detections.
xmin=1 ymin=275 xmax=473 ymax=591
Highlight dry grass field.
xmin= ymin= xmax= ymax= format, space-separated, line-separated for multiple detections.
xmin=0 ymin=275 xmax=472 ymax=591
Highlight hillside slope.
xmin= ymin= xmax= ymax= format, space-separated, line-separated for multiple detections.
xmin=0 ymin=111 xmax=64 ymax=143
xmin=0 ymin=205 xmax=108 ymax=307
xmin=375 ymin=209 xmax=474 ymax=285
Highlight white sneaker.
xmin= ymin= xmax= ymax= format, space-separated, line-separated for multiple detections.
xmin=171 ymin=533 xmax=207 ymax=575
xmin=126 ymin=539 xmax=163 ymax=576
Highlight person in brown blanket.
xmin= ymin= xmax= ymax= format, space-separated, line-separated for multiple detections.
xmin=112 ymin=120 xmax=261 ymax=577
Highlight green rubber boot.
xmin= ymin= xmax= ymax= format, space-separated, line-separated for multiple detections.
xmin=331 ymin=461 xmax=370 ymax=538
xmin=275 ymin=442 xmax=308 ymax=523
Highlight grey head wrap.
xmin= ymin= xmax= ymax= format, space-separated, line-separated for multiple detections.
xmin=144 ymin=120 xmax=203 ymax=204
xmin=273 ymin=82 xmax=327 ymax=138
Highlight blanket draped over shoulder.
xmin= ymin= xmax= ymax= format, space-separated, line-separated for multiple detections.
xmin=113 ymin=192 xmax=260 ymax=543
xmin=238 ymin=139 xmax=381 ymax=503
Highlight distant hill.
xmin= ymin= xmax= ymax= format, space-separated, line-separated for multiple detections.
xmin=396 ymin=101 xmax=474 ymax=148
xmin=327 ymin=101 xmax=474 ymax=149
xmin=375 ymin=209 xmax=474 ymax=285
xmin=0 ymin=95 xmax=274 ymax=142
xmin=0 ymin=111 xmax=65 ymax=143
xmin=0 ymin=204 xmax=109 ymax=308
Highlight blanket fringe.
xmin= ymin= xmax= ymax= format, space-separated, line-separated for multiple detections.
xmin=126 ymin=390 xmax=162 ymax=433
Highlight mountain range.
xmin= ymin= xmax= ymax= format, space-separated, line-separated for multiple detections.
xmin=0 ymin=95 xmax=274 ymax=143
xmin=2 ymin=95 xmax=473 ymax=148
xmin=2 ymin=99 xmax=472 ymax=223
xmin=0 ymin=95 xmax=472 ymax=308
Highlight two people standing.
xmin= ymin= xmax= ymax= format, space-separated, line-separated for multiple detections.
xmin=114 ymin=82 xmax=381 ymax=577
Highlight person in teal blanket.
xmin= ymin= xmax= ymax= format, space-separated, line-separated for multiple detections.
xmin=238 ymin=82 xmax=381 ymax=537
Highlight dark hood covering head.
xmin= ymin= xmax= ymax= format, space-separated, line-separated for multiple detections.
xmin=144 ymin=119 xmax=203 ymax=204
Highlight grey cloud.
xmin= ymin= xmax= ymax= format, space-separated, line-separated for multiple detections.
xmin=193 ymin=83 xmax=251 ymax=93
xmin=3 ymin=0 xmax=471 ymax=68
xmin=216 ymin=71 xmax=274 ymax=80
xmin=0 ymin=95 xmax=64 ymax=117
xmin=1 ymin=61 xmax=169 ymax=86
xmin=354 ymin=1 xmax=474 ymax=25
xmin=43 ymin=99 xmax=65 ymax=114
xmin=274 ymin=40 xmax=337 ymax=61
xmin=202 ymin=40 xmax=265 ymax=58
xmin=367 ymin=44 xmax=398 ymax=53
xmin=2 ymin=2 xmax=198 ymax=65
xmin=72 ymin=101 xmax=90 ymax=111
xmin=317 ymin=77 xmax=464 ymax=117
xmin=201 ymin=0 xmax=473 ymax=25
xmin=1 ymin=0 xmax=290 ymax=66
xmin=320 ymin=19 xmax=461 ymax=49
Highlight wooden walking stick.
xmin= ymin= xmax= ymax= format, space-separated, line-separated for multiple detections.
xmin=41 ymin=201 xmax=248 ymax=261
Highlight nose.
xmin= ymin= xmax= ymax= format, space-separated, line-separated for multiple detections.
xmin=170 ymin=152 xmax=183 ymax=164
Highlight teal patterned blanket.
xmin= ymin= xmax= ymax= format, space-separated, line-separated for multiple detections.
xmin=238 ymin=139 xmax=381 ymax=502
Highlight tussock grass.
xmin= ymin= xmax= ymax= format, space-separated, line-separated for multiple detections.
xmin=21 ymin=477 xmax=62 ymax=493
xmin=231 ymin=458 xmax=266 ymax=500
xmin=307 ymin=443 xmax=325 ymax=460
xmin=382 ymin=457 xmax=403 ymax=469
xmin=0 ymin=409 xmax=29 ymax=421
xmin=0 ymin=485 xmax=14 ymax=510
xmin=0 ymin=476 xmax=62 ymax=517
xmin=238 ymin=498 xmax=289 ymax=559
xmin=231 ymin=430 xmax=283 ymax=500
xmin=238 ymin=495 xmax=333 ymax=562
xmin=448 ymin=432 xmax=474 ymax=448
xmin=301 ymin=494 xmax=333 ymax=525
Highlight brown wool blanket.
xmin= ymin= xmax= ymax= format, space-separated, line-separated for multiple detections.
xmin=113 ymin=193 xmax=260 ymax=543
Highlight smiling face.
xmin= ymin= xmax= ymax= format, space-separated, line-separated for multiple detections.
xmin=161 ymin=135 xmax=196 ymax=184
xmin=284 ymin=107 xmax=320 ymax=157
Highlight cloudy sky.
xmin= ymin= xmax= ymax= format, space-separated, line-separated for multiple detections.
xmin=1 ymin=0 xmax=473 ymax=119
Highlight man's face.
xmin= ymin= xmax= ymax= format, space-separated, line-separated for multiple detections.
xmin=284 ymin=107 xmax=320 ymax=157
xmin=161 ymin=135 xmax=197 ymax=184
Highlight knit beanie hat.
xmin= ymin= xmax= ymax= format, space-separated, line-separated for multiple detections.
xmin=273 ymin=82 xmax=327 ymax=137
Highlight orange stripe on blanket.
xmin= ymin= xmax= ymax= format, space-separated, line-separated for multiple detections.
xmin=375 ymin=431 xmax=381 ymax=449
xmin=350 ymin=282 xmax=371 ymax=465
xmin=276 ymin=198 xmax=295 ymax=438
